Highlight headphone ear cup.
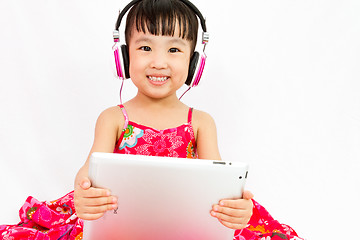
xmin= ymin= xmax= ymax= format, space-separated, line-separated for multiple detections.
xmin=113 ymin=42 xmax=124 ymax=79
xmin=121 ymin=45 xmax=130 ymax=79
xmin=186 ymin=52 xmax=200 ymax=86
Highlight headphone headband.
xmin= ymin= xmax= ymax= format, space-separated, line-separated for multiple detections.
xmin=115 ymin=0 xmax=141 ymax=32
xmin=114 ymin=0 xmax=208 ymax=43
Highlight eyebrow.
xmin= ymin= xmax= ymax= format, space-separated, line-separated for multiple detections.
xmin=134 ymin=37 xmax=151 ymax=44
xmin=134 ymin=36 xmax=187 ymax=46
xmin=168 ymin=38 xmax=187 ymax=46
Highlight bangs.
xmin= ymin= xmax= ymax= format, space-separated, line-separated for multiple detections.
xmin=125 ymin=0 xmax=198 ymax=48
xmin=134 ymin=2 xmax=196 ymax=40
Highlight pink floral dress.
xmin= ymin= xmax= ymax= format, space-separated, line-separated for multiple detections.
xmin=0 ymin=105 xmax=303 ymax=240
xmin=114 ymin=104 xmax=198 ymax=158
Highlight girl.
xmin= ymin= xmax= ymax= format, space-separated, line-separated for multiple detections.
xmin=0 ymin=0 xmax=303 ymax=239
xmin=73 ymin=0 xmax=254 ymax=229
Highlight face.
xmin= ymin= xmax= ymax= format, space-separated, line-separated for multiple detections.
xmin=128 ymin=25 xmax=192 ymax=100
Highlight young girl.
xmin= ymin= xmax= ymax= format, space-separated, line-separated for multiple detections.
xmin=0 ymin=0 xmax=303 ymax=239
xmin=74 ymin=0 xmax=255 ymax=231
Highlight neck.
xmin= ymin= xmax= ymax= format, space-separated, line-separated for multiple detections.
xmin=123 ymin=91 xmax=189 ymax=129
xmin=131 ymin=92 xmax=183 ymax=109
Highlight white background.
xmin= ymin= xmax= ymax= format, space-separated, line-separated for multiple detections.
xmin=0 ymin=0 xmax=359 ymax=239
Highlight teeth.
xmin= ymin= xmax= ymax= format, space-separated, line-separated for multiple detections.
xmin=148 ymin=76 xmax=168 ymax=82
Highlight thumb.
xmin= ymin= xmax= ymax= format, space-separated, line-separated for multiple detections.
xmin=243 ymin=190 xmax=254 ymax=200
xmin=80 ymin=178 xmax=91 ymax=190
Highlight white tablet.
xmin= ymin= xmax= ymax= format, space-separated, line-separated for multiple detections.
xmin=83 ymin=152 xmax=249 ymax=240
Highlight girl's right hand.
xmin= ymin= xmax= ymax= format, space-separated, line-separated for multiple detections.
xmin=74 ymin=177 xmax=118 ymax=220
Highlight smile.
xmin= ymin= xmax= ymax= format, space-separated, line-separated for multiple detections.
xmin=147 ymin=76 xmax=169 ymax=82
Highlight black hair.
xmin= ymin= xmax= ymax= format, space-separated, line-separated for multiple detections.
xmin=125 ymin=0 xmax=199 ymax=53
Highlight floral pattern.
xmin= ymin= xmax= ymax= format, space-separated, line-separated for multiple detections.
xmin=0 ymin=191 xmax=83 ymax=240
xmin=134 ymin=129 xmax=184 ymax=157
xmin=119 ymin=124 xmax=144 ymax=150
xmin=186 ymin=140 xmax=197 ymax=158
xmin=0 ymin=194 xmax=303 ymax=240
xmin=114 ymin=105 xmax=198 ymax=159
xmin=115 ymin=122 xmax=197 ymax=158
xmin=232 ymin=200 xmax=303 ymax=240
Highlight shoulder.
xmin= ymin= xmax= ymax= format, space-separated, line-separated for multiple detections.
xmin=87 ymin=106 xmax=125 ymax=154
xmin=95 ymin=105 xmax=125 ymax=140
xmin=191 ymin=109 xmax=221 ymax=160
xmin=96 ymin=106 xmax=124 ymax=125
xmin=191 ymin=108 xmax=217 ymax=141
xmin=192 ymin=109 xmax=217 ymax=132
xmin=98 ymin=105 xmax=123 ymax=119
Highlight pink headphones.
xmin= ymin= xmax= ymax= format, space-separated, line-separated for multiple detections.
xmin=112 ymin=0 xmax=209 ymax=88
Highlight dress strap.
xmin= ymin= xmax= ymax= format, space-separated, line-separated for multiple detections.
xmin=115 ymin=104 xmax=130 ymax=151
xmin=118 ymin=104 xmax=129 ymax=131
xmin=187 ymin=107 xmax=193 ymax=124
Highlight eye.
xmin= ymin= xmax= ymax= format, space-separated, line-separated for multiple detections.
xmin=140 ymin=46 xmax=151 ymax=51
xmin=169 ymin=48 xmax=180 ymax=53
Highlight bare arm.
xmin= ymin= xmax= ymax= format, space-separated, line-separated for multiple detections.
xmin=193 ymin=109 xmax=253 ymax=230
xmin=74 ymin=106 xmax=123 ymax=220
xmin=193 ymin=110 xmax=221 ymax=160
xmin=74 ymin=106 xmax=121 ymax=185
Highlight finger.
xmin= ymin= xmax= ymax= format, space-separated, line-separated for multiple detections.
xmin=242 ymin=190 xmax=254 ymax=200
xmin=82 ymin=187 xmax=111 ymax=198
xmin=80 ymin=178 xmax=91 ymax=190
xmin=82 ymin=196 xmax=117 ymax=207
xmin=218 ymin=219 xmax=248 ymax=230
xmin=219 ymin=199 xmax=250 ymax=209
xmin=211 ymin=205 xmax=247 ymax=219
xmin=75 ymin=197 xmax=117 ymax=215
xmin=81 ymin=202 xmax=117 ymax=214
xmin=211 ymin=210 xmax=250 ymax=228
xmin=77 ymin=212 xmax=105 ymax=221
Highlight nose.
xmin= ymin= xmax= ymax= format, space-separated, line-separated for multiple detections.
xmin=149 ymin=51 xmax=168 ymax=69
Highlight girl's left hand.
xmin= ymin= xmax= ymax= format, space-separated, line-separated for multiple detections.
xmin=210 ymin=190 xmax=254 ymax=229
